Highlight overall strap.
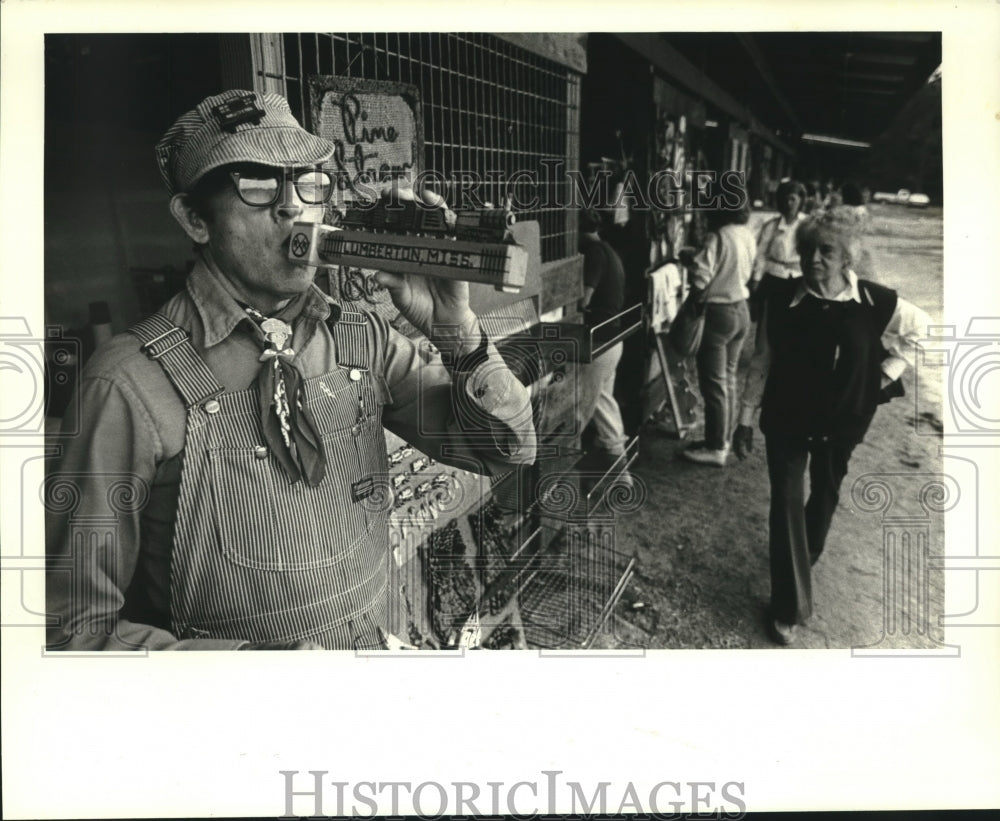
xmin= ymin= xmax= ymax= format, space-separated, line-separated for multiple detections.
xmin=327 ymin=309 xmax=374 ymax=370
xmin=129 ymin=313 xmax=225 ymax=408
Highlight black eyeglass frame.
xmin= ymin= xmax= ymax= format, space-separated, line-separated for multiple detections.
xmin=228 ymin=165 xmax=335 ymax=207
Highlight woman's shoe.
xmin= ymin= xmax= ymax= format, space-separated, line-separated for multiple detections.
xmin=682 ymin=445 xmax=729 ymax=466
xmin=765 ymin=610 xmax=797 ymax=646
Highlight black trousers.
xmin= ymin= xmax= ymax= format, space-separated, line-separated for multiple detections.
xmin=764 ymin=433 xmax=857 ymax=625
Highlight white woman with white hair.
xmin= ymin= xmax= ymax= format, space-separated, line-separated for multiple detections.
xmin=733 ymin=206 xmax=930 ymax=645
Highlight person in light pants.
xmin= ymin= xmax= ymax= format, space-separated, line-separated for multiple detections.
xmin=575 ymin=208 xmax=630 ymax=481
xmin=682 ymin=198 xmax=755 ymax=467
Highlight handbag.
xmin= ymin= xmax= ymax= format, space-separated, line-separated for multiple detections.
xmin=668 ymin=237 xmax=726 ymax=355
xmin=667 ymin=288 xmax=708 ymax=356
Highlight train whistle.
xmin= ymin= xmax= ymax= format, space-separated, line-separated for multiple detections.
xmin=288 ymin=215 xmax=528 ymax=294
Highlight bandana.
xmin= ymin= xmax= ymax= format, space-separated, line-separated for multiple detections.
xmin=241 ymin=304 xmax=327 ymax=486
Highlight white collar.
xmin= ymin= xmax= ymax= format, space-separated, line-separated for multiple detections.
xmin=774 ymin=212 xmax=803 ymax=231
xmin=789 ymin=269 xmax=862 ymax=307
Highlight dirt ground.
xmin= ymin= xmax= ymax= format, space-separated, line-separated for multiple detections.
xmin=596 ymin=204 xmax=946 ymax=650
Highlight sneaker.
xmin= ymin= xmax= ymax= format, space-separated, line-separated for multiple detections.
xmin=682 ymin=445 xmax=729 ymax=467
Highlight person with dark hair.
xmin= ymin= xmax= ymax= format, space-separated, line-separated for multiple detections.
xmin=733 ymin=206 xmax=930 ymax=645
xmin=838 ymin=180 xmax=872 ymax=274
xmin=802 ymin=181 xmax=821 ymax=215
xmin=45 ymin=90 xmax=536 ymax=651
xmin=682 ymin=196 xmax=755 ymax=467
xmin=823 ymin=180 xmax=842 ymax=210
xmin=576 ymin=208 xmax=631 ymax=483
xmin=840 ymin=180 xmax=865 ymax=207
xmin=751 ymin=179 xmax=806 ymax=311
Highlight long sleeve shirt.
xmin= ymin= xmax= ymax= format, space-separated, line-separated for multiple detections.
xmin=690 ymin=223 xmax=756 ymax=303
xmin=46 ymin=260 xmax=536 ymax=650
xmin=738 ymin=270 xmax=930 ymax=426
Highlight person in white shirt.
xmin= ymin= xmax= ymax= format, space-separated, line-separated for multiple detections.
xmin=682 ymin=198 xmax=756 ymax=467
xmin=732 ymin=206 xmax=930 ymax=645
xmin=749 ymin=180 xmax=806 ymax=320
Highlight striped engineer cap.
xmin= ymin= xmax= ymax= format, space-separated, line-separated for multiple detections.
xmin=155 ymin=89 xmax=335 ymax=195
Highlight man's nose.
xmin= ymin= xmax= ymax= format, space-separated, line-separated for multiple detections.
xmin=274 ymin=180 xmax=304 ymax=219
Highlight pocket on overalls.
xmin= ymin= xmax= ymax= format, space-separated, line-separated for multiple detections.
xmin=209 ymin=442 xmax=364 ymax=572
xmin=329 ymin=373 xmax=392 ymax=527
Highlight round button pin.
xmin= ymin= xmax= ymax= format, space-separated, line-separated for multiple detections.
xmin=253 ymin=446 xmax=268 ymax=459
xmin=203 ymin=399 xmax=221 ymax=414
xmin=349 ymin=368 xmax=362 ymax=381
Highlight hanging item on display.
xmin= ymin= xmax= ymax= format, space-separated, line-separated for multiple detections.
xmin=645 ymin=264 xmax=698 ymax=439
xmin=650 ymin=102 xmax=689 ymax=263
xmin=612 ymin=130 xmax=631 ymax=226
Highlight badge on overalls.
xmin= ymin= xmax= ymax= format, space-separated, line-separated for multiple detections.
xmin=351 ymin=476 xmax=375 ymax=502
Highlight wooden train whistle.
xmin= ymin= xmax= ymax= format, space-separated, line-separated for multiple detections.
xmin=288 ymin=214 xmax=528 ymax=294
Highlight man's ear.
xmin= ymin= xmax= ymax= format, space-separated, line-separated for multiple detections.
xmin=169 ymin=194 xmax=211 ymax=245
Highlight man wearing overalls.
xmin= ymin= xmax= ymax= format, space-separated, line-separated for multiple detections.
xmin=45 ymin=90 xmax=537 ymax=651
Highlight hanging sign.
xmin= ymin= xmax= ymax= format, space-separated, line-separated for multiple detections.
xmin=307 ymin=77 xmax=424 ymax=319
xmin=308 ymin=77 xmax=423 ymax=204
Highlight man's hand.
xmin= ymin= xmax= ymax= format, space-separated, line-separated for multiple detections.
xmin=732 ymin=425 xmax=754 ymax=460
xmin=239 ymin=639 xmax=324 ymax=650
xmin=369 ymin=184 xmax=481 ymax=354
xmin=374 ymin=268 xmax=478 ymax=344
xmin=877 ymin=373 xmax=906 ymax=404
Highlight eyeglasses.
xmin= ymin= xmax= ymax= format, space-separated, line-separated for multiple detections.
xmin=229 ymin=166 xmax=335 ymax=207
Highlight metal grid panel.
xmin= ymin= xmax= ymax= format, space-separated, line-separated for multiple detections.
xmin=263 ymin=32 xmax=578 ymax=263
